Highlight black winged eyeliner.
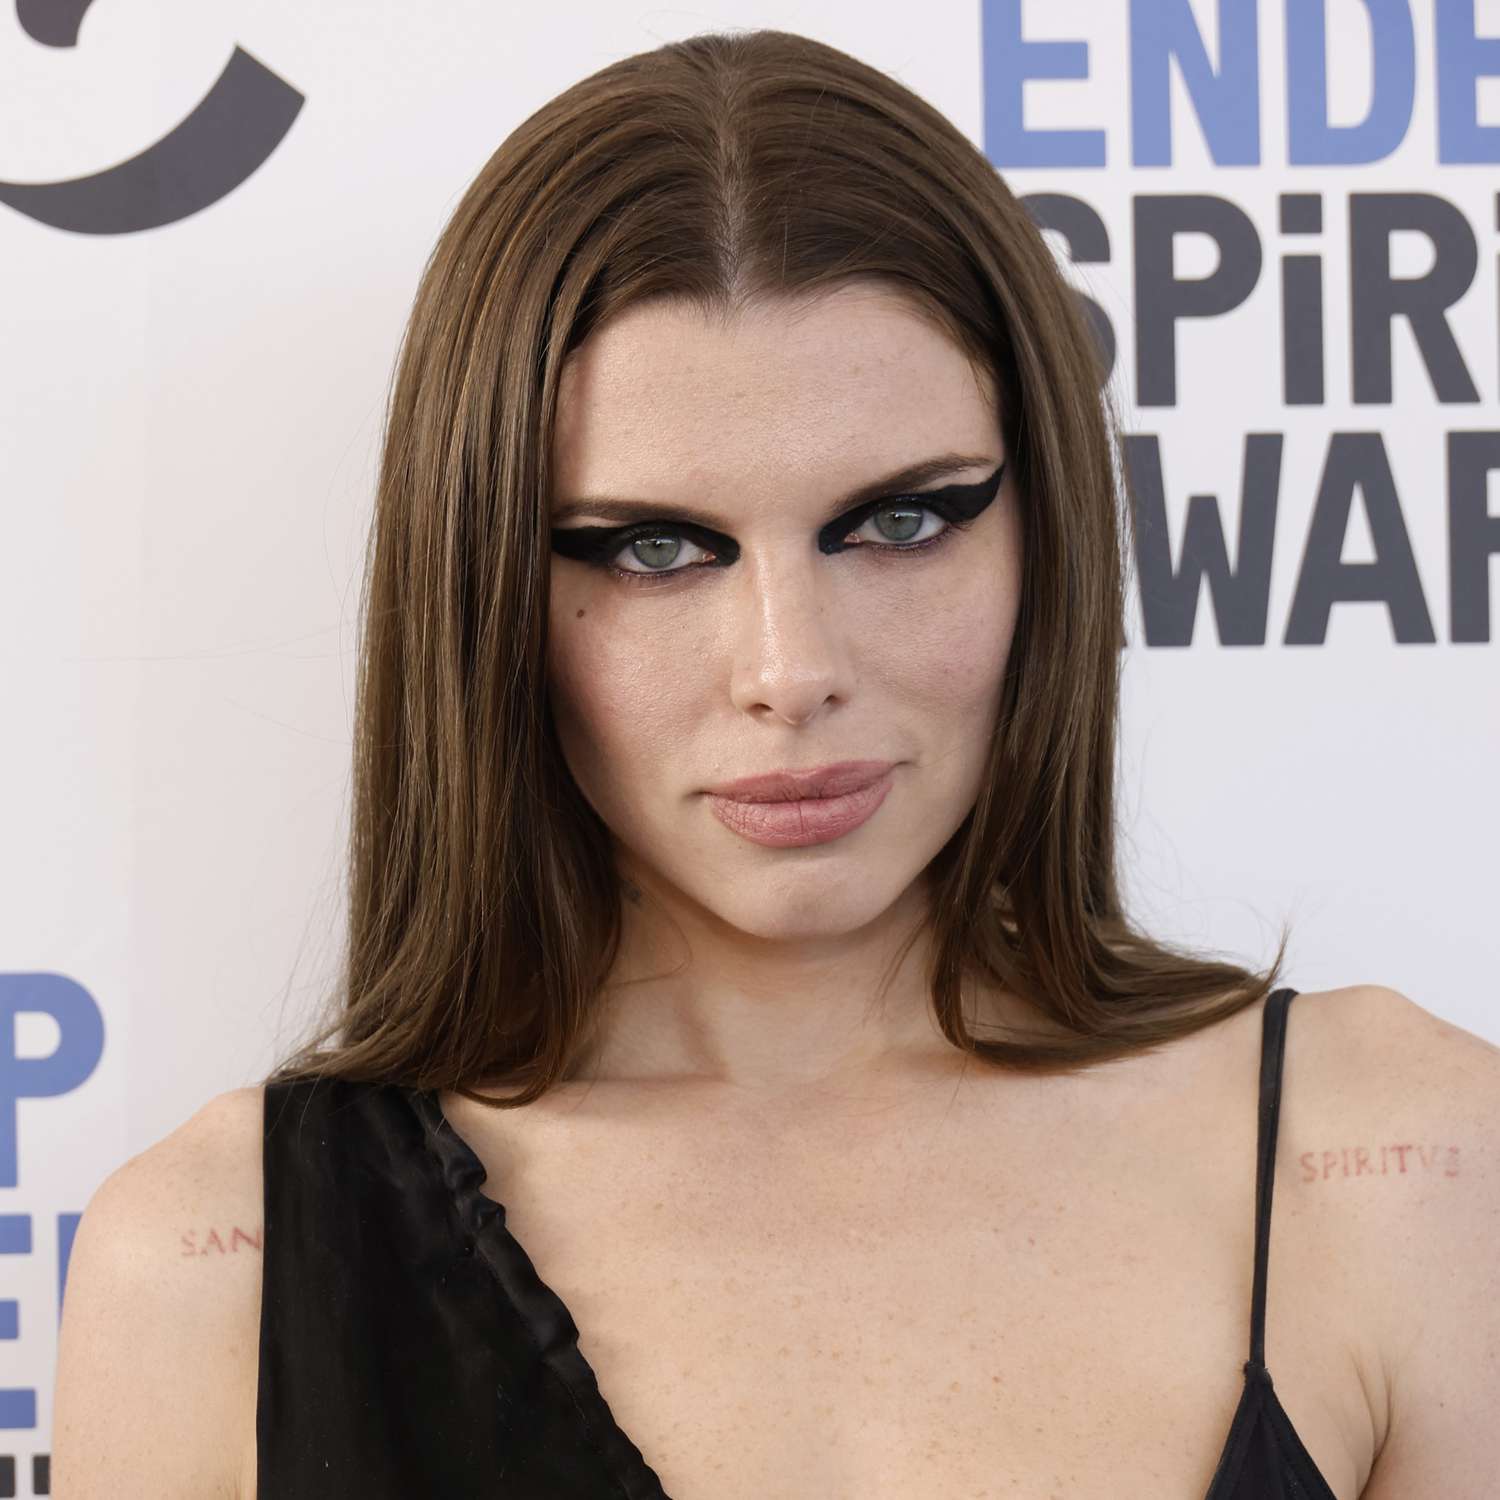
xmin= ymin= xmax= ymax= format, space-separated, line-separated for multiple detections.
xmin=550 ymin=458 xmax=1006 ymax=568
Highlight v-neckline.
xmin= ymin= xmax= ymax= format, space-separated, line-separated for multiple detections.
xmin=400 ymin=1079 xmax=1337 ymax=1500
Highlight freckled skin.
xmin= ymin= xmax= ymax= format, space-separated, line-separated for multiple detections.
xmin=544 ymin=283 xmax=1024 ymax=1087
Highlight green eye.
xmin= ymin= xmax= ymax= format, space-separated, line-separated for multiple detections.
xmin=549 ymin=457 xmax=1006 ymax=586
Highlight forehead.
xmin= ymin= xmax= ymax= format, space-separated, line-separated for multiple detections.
xmin=550 ymin=284 xmax=999 ymax=500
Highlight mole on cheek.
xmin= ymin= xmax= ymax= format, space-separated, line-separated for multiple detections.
xmin=576 ymin=609 xmax=586 ymax=619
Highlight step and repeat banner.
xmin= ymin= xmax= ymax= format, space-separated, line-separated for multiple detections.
xmin=4 ymin=1 xmax=1497 ymax=1486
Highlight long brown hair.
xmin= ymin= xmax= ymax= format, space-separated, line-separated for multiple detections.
xmin=266 ymin=27 xmax=1286 ymax=1104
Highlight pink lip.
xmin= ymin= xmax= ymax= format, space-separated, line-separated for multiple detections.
xmin=704 ymin=759 xmax=896 ymax=802
xmin=704 ymin=760 xmax=896 ymax=849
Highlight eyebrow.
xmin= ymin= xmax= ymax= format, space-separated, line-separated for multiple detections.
xmin=550 ymin=452 xmax=1002 ymax=528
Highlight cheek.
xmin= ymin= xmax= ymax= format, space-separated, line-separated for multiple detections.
xmin=875 ymin=604 xmax=1014 ymax=729
xmin=858 ymin=545 xmax=1021 ymax=726
xmin=546 ymin=585 xmax=703 ymax=792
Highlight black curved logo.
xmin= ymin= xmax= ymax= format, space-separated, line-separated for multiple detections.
xmin=1 ymin=1 xmax=304 ymax=234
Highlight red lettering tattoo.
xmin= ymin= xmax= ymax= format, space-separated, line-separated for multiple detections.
xmin=1297 ymin=1144 xmax=1461 ymax=1182
xmin=180 ymin=1224 xmax=264 ymax=1256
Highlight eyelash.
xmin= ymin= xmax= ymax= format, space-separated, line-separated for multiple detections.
xmin=598 ymin=498 xmax=970 ymax=588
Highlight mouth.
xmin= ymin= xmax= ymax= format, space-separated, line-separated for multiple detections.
xmin=704 ymin=763 xmax=896 ymax=849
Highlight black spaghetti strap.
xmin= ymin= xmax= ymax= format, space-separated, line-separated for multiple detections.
xmin=1247 ymin=986 xmax=1299 ymax=1372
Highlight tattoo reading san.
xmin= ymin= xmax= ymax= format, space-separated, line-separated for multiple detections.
xmin=181 ymin=1224 xmax=263 ymax=1256
xmin=1300 ymin=1144 xmax=1461 ymax=1182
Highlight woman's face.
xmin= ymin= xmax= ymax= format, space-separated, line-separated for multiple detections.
xmin=546 ymin=282 xmax=1023 ymax=944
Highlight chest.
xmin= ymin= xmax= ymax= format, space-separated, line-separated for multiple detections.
xmin=449 ymin=1084 xmax=1374 ymax=1499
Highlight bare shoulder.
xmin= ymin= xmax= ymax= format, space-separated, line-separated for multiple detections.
xmin=1283 ymin=981 xmax=1499 ymax=1217
xmin=1288 ymin=983 xmax=1499 ymax=1174
xmin=1289 ymin=980 xmax=1499 ymax=1088
xmin=52 ymin=1085 xmax=266 ymax=1500
xmin=1287 ymin=983 xmax=1500 ymax=1498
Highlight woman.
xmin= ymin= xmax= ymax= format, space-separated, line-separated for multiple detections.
xmin=52 ymin=27 xmax=1498 ymax=1499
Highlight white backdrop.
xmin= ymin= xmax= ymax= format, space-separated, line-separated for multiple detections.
xmin=4 ymin=2 xmax=1497 ymax=1484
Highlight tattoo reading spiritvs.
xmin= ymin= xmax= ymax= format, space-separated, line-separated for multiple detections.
xmin=181 ymin=1225 xmax=263 ymax=1256
xmin=1300 ymin=1144 xmax=1461 ymax=1183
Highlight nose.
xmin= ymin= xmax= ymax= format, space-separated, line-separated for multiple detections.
xmin=726 ymin=550 xmax=850 ymax=726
